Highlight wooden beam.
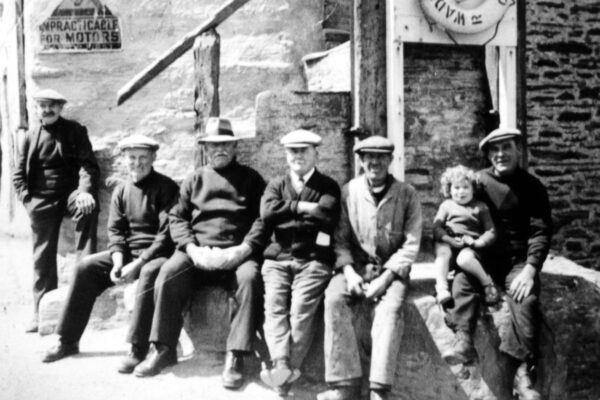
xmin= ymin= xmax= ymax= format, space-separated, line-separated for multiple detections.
xmin=116 ymin=0 xmax=250 ymax=106
xmin=516 ymin=0 xmax=527 ymax=168
xmin=386 ymin=0 xmax=404 ymax=180
xmin=15 ymin=0 xmax=27 ymax=130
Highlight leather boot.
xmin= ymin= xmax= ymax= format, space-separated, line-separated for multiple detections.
xmin=316 ymin=386 xmax=361 ymax=400
xmin=513 ymin=362 xmax=541 ymax=400
xmin=118 ymin=344 xmax=149 ymax=374
xmin=42 ymin=342 xmax=79 ymax=363
xmin=442 ymin=330 xmax=476 ymax=365
xmin=222 ymin=351 xmax=244 ymax=389
xmin=133 ymin=343 xmax=177 ymax=377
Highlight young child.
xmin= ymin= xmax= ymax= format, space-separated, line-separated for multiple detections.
xmin=433 ymin=165 xmax=500 ymax=306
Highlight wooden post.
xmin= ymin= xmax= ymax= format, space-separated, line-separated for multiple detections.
xmin=116 ymin=0 xmax=250 ymax=106
xmin=385 ymin=0 xmax=404 ymax=180
xmin=516 ymin=0 xmax=527 ymax=168
xmin=193 ymin=30 xmax=220 ymax=168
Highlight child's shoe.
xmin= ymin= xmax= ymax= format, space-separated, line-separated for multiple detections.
xmin=483 ymin=282 xmax=501 ymax=305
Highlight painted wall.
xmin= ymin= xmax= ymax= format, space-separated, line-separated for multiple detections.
xmin=0 ymin=0 xmax=326 ymax=248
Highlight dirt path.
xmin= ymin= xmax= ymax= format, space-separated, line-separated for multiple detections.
xmin=0 ymin=234 xmax=323 ymax=400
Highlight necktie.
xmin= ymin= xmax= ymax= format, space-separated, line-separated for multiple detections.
xmin=297 ymin=176 xmax=305 ymax=193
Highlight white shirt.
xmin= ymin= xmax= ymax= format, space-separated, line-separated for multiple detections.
xmin=290 ymin=168 xmax=315 ymax=194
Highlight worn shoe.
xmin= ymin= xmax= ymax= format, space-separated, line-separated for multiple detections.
xmin=25 ymin=315 xmax=39 ymax=333
xmin=483 ymin=282 xmax=501 ymax=305
xmin=513 ymin=362 xmax=541 ymax=400
xmin=442 ymin=330 xmax=476 ymax=365
xmin=222 ymin=351 xmax=244 ymax=389
xmin=260 ymin=358 xmax=300 ymax=388
xmin=133 ymin=343 xmax=177 ymax=377
xmin=42 ymin=342 xmax=79 ymax=363
xmin=316 ymin=386 xmax=361 ymax=400
xmin=117 ymin=344 xmax=149 ymax=374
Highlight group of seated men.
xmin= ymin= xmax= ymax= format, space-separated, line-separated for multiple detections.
xmin=15 ymin=89 xmax=551 ymax=400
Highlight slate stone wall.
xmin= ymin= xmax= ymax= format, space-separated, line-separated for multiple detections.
xmin=525 ymin=0 xmax=600 ymax=270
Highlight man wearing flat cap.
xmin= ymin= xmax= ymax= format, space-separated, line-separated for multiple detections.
xmin=41 ymin=135 xmax=179 ymax=371
xmin=318 ymin=136 xmax=422 ymax=400
xmin=259 ymin=129 xmax=340 ymax=397
xmin=13 ymin=88 xmax=99 ymax=333
xmin=443 ymin=128 xmax=552 ymax=400
xmin=134 ymin=117 xmax=267 ymax=390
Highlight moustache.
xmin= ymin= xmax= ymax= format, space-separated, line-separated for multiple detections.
xmin=42 ymin=112 xmax=55 ymax=117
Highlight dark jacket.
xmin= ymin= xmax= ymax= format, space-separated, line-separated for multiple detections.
xmin=169 ymin=160 xmax=267 ymax=254
xmin=260 ymin=169 xmax=340 ymax=263
xmin=478 ymin=167 xmax=553 ymax=271
xmin=108 ymin=169 xmax=179 ymax=261
xmin=12 ymin=117 xmax=99 ymax=201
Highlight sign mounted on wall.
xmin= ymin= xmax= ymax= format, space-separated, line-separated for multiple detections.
xmin=39 ymin=0 xmax=121 ymax=52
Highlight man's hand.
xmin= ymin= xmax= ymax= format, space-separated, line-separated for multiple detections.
xmin=462 ymin=235 xmax=475 ymax=247
xmin=75 ymin=192 xmax=96 ymax=216
xmin=110 ymin=252 xmax=124 ymax=283
xmin=297 ymin=201 xmax=318 ymax=214
xmin=120 ymin=258 xmax=145 ymax=283
xmin=364 ymin=269 xmax=395 ymax=300
xmin=443 ymin=235 xmax=464 ymax=249
xmin=509 ymin=264 xmax=537 ymax=303
xmin=218 ymin=243 xmax=252 ymax=271
xmin=186 ymin=244 xmax=211 ymax=269
xmin=343 ymin=265 xmax=365 ymax=297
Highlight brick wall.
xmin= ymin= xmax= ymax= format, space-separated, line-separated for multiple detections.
xmin=526 ymin=0 xmax=600 ymax=269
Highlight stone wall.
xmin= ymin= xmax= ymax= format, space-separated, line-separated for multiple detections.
xmin=2 ymin=0 xmax=328 ymax=249
xmin=525 ymin=0 xmax=600 ymax=270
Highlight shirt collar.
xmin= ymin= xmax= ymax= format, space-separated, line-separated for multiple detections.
xmin=290 ymin=168 xmax=315 ymax=184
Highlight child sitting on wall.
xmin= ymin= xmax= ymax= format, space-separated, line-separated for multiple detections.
xmin=433 ymin=165 xmax=500 ymax=307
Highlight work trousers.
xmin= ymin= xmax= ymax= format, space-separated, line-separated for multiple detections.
xmin=26 ymin=190 xmax=97 ymax=313
xmin=149 ymin=250 xmax=262 ymax=352
xmin=262 ymin=259 xmax=331 ymax=369
xmin=323 ymin=272 xmax=407 ymax=387
xmin=448 ymin=260 xmax=541 ymax=361
xmin=56 ymin=251 xmax=166 ymax=347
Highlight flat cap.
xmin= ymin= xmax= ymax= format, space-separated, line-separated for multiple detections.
xmin=353 ymin=135 xmax=395 ymax=154
xmin=197 ymin=117 xmax=238 ymax=143
xmin=118 ymin=134 xmax=160 ymax=152
xmin=479 ymin=127 xmax=521 ymax=151
xmin=33 ymin=88 xmax=67 ymax=103
xmin=280 ymin=129 xmax=322 ymax=148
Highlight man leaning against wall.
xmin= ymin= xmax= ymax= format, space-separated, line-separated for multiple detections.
xmin=12 ymin=89 xmax=99 ymax=334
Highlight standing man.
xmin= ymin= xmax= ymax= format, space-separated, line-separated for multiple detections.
xmin=134 ymin=118 xmax=267 ymax=391
xmin=13 ymin=89 xmax=99 ymax=333
xmin=317 ymin=136 xmax=423 ymax=400
xmin=41 ymin=135 xmax=179 ymax=374
xmin=259 ymin=130 xmax=340 ymax=397
xmin=443 ymin=128 xmax=553 ymax=400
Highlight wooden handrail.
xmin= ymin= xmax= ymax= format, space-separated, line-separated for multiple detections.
xmin=116 ymin=0 xmax=251 ymax=106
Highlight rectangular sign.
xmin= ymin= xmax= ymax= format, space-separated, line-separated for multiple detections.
xmin=39 ymin=0 xmax=121 ymax=52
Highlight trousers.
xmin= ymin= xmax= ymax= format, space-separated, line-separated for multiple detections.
xmin=448 ymin=260 xmax=541 ymax=361
xmin=262 ymin=259 xmax=331 ymax=368
xmin=27 ymin=190 xmax=97 ymax=313
xmin=323 ymin=272 xmax=407 ymax=387
xmin=56 ymin=251 xmax=166 ymax=346
xmin=149 ymin=250 xmax=262 ymax=351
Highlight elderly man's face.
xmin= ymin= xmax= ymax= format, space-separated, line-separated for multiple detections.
xmin=124 ymin=148 xmax=156 ymax=182
xmin=286 ymin=146 xmax=318 ymax=177
xmin=35 ymin=100 xmax=63 ymax=126
xmin=205 ymin=141 xmax=237 ymax=169
xmin=359 ymin=152 xmax=392 ymax=187
xmin=487 ymin=139 xmax=519 ymax=176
